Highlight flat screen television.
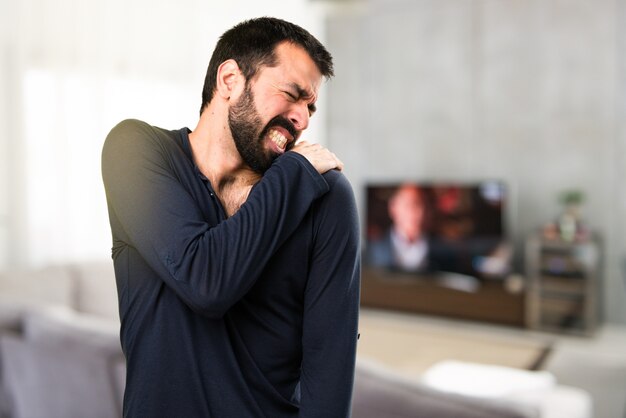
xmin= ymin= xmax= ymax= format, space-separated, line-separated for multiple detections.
xmin=364 ymin=181 xmax=511 ymax=283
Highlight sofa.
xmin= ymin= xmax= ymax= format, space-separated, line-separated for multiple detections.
xmin=353 ymin=358 xmax=592 ymax=418
xmin=0 ymin=262 xmax=123 ymax=418
xmin=0 ymin=262 xmax=592 ymax=418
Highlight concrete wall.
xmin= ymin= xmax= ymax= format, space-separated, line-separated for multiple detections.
xmin=325 ymin=0 xmax=626 ymax=323
xmin=617 ymin=0 xmax=626 ymax=323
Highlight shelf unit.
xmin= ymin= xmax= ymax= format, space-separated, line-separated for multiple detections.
xmin=525 ymin=233 xmax=601 ymax=335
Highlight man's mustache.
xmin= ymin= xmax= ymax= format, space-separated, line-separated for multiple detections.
xmin=260 ymin=116 xmax=298 ymax=146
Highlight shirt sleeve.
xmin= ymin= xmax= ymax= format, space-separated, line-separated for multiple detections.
xmin=101 ymin=119 xmax=329 ymax=318
xmin=298 ymin=171 xmax=361 ymax=417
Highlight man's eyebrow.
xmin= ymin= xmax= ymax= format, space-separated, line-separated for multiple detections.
xmin=288 ymin=82 xmax=317 ymax=113
xmin=288 ymin=82 xmax=314 ymax=100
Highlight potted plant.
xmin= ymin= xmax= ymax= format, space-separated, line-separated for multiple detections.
xmin=558 ymin=189 xmax=584 ymax=242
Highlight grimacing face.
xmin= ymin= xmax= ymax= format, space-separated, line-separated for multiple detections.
xmin=228 ymin=83 xmax=297 ymax=174
xmin=227 ymin=42 xmax=323 ymax=174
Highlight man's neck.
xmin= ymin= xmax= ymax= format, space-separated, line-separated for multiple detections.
xmin=189 ymin=110 xmax=261 ymax=217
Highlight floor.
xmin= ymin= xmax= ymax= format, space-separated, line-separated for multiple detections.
xmin=541 ymin=324 xmax=626 ymax=418
xmin=359 ymin=308 xmax=626 ymax=418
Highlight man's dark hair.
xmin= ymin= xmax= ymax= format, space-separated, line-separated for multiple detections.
xmin=200 ymin=17 xmax=334 ymax=115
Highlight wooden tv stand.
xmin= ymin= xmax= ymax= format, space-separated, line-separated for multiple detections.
xmin=361 ymin=268 xmax=525 ymax=326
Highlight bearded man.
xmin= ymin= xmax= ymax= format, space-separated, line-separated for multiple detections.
xmin=101 ymin=17 xmax=360 ymax=418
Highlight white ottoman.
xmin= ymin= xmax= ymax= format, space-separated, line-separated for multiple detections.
xmin=421 ymin=360 xmax=592 ymax=418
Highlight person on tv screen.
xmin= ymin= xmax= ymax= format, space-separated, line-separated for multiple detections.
xmin=367 ymin=184 xmax=431 ymax=272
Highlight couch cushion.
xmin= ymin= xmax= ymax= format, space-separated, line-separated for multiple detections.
xmin=0 ymin=265 xmax=74 ymax=309
xmin=23 ymin=306 xmax=121 ymax=355
xmin=0 ymin=265 xmax=75 ymax=333
xmin=353 ymin=359 xmax=539 ymax=418
xmin=69 ymin=261 xmax=119 ymax=319
xmin=418 ymin=360 xmax=592 ymax=418
xmin=421 ymin=360 xmax=556 ymax=398
xmin=0 ymin=303 xmax=27 ymax=332
xmin=0 ymin=333 xmax=124 ymax=418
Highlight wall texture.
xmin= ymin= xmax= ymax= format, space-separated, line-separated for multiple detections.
xmin=326 ymin=0 xmax=626 ymax=323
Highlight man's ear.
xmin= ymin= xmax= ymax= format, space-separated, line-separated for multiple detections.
xmin=216 ymin=59 xmax=243 ymax=100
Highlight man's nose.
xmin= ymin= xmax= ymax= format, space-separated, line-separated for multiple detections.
xmin=288 ymin=102 xmax=310 ymax=132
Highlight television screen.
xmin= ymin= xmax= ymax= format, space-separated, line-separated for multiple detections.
xmin=364 ymin=181 xmax=510 ymax=280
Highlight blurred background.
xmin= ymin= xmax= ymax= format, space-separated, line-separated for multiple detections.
xmin=0 ymin=0 xmax=625 ymax=327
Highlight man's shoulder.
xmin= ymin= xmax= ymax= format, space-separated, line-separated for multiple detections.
xmin=104 ymin=119 xmax=182 ymax=155
xmin=112 ymin=118 xmax=152 ymax=131
xmin=108 ymin=119 xmax=176 ymax=143
xmin=314 ymin=170 xmax=357 ymax=217
xmin=321 ymin=169 xmax=353 ymax=196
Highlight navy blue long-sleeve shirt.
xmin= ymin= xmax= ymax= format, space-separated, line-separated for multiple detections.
xmin=101 ymin=119 xmax=360 ymax=417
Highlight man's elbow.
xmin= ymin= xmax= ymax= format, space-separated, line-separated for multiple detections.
xmin=184 ymin=294 xmax=233 ymax=319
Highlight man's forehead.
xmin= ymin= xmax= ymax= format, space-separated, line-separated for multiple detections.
xmin=274 ymin=43 xmax=322 ymax=77
xmin=257 ymin=62 xmax=321 ymax=96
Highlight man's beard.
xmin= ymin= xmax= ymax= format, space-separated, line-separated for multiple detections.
xmin=228 ymin=85 xmax=297 ymax=174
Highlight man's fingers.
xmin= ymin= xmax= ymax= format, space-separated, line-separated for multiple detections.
xmin=290 ymin=142 xmax=343 ymax=174
xmin=332 ymin=152 xmax=344 ymax=172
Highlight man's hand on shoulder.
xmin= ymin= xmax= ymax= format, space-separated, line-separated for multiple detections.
xmin=291 ymin=141 xmax=344 ymax=174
